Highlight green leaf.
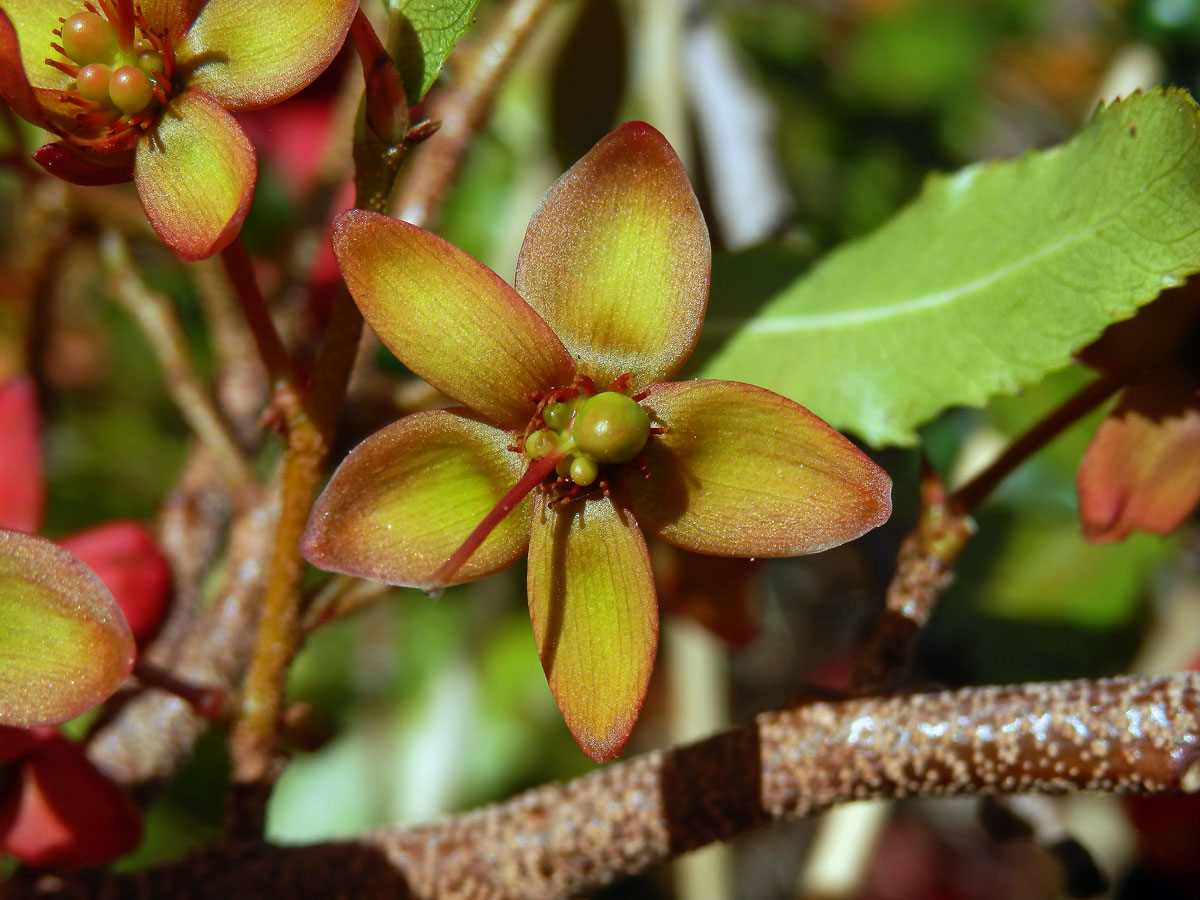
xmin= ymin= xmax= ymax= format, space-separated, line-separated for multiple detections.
xmin=975 ymin=516 xmax=1168 ymax=629
xmin=701 ymin=88 xmax=1200 ymax=446
xmin=0 ymin=530 xmax=134 ymax=727
xmin=386 ymin=0 xmax=481 ymax=101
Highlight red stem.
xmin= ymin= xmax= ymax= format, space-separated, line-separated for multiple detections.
xmin=427 ymin=448 xmax=566 ymax=592
xmin=949 ymin=371 xmax=1127 ymax=513
xmin=133 ymin=658 xmax=225 ymax=721
xmin=219 ymin=237 xmax=297 ymax=394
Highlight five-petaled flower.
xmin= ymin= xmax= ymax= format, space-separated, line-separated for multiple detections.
xmin=0 ymin=0 xmax=357 ymax=260
xmin=302 ymin=122 xmax=892 ymax=762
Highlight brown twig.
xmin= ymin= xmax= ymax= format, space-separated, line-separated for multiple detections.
xmin=849 ymin=370 xmax=1129 ymax=692
xmin=848 ymin=462 xmax=974 ymax=693
xmin=218 ymin=236 xmax=299 ymax=397
xmin=25 ymin=672 xmax=1200 ymax=900
xmin=101 ymin=231 xmax=257 ymax=494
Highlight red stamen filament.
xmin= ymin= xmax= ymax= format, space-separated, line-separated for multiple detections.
xmin=425 ymin=447 xmax=569 ymax=594
xmin=46 ymin=56 xmax=79 ymax=77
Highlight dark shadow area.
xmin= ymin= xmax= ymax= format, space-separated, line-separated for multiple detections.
xmin=660 ymin=723 xmax=769 ymax=856
xmin=549 ymin=0 xmax=628 ymax=171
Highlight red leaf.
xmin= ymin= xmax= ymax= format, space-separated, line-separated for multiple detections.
xmin=1077 ymin=371 xmax=1200 ymax=543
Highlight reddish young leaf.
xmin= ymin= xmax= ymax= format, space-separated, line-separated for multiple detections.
xmin=0 ymin=734 xmax=141 ymax=868
xmin=0 ymin=377 xmax=42 ymax=534
xmin=59 ymin=522 xmax=172 ymax=645
xmin=1077 ymin=371 xmax=1200 ymax=543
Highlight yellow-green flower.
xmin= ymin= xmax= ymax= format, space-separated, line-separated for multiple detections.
xmin=303 ymin=122 xmax=892 ymax=761
xmin=0 ymin=0 xmax=357 ymax=259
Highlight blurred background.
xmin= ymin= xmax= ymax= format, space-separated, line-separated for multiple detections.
xmin=3 ymin=0 xmax=1200 ymax=897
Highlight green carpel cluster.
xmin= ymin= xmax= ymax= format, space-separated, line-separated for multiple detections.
xmin=526 ymin=390 xmax=650 ymax=487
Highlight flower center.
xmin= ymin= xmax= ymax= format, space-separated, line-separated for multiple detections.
xmin=524 ymin=377 xmax=651 ymax=489
xmin=47 ymin=1 xmax=177 ymax=142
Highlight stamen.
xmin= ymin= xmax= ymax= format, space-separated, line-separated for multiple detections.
xmin=423 ymin=447 xmax=568 ymax=594
xmin=46 ymin=57 xmax=80 ymax=77
xmin=607 ymin=372 xmax=635 ymax=394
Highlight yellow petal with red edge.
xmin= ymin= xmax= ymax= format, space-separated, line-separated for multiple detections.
xmin=333 ymin=210 xmax=575 ymax=430
xmin=134 ymin=89 xmax=255 ymax=261
xmin=527 ymin=494 xmax=657 ymax=763
xmin=302 ymin=410 xmax=532 ymax=588
xmin=0 ymin=529 xmax=135 ymax=727
xmin=0 ymin=11 xmax=53 ymax=127
xmin=1078 ymin=371 xmax=1200 ymax=543
xmin=628 ymin=380 xmax=892 ymax=556
xmin=515 ymin=121 xmax=710 ymax=390
xmin=176 ymin=0 xmax=357 ymax=110
xmin=0 ymin=0 xmax=76 ymax=91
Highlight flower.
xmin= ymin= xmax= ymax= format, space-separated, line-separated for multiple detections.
xmin=302 ymin=122 xmax=892 ymax=761
xmin=0 ymin=0 xmax=358 ymax=259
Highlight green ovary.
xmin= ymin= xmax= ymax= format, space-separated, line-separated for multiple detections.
xmin=572 ymin=392 xmax=650 ymax=464
xmin=526 ymin=389 xmax=651 ymax=487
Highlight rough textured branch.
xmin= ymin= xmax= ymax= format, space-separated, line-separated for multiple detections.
xmin=27 ymin=673 xmax=1200 ymax=900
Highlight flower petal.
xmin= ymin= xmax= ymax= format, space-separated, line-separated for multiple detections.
xmin=628 ymin=380 xmax=892 ymax=556
xmin=527 ymin=494 xmax=657 ymax=763
xmin=0 ymin=529 xmax=135 ymax=728
xmin=333 ymin=209 xmax=575 ymax=429
xmin=1078 ymin=371 xmax=1200 ymax=543
xmin=0 ymin=377 xmax=42 ymax=534
xmin=139 ymin=0 xmax=191 ymax=38
xmin=302 ymin=410 xmax=532 ymax=587
xmin=515 ymin=121 xmax=710 ymax=389
xmin=176 ymin=0 xmax=357 ymax=110
xmin=0 ymin=734 xmax=142 ymax=868
xmin=59 ymin=522 xmax=172 ymax=645
xmin=0 ymin=10 xmax=52 ymax=126
xmin=0 ymin=1 xmax=76 ymax=91
xmin=134 ymin=89 xmax=256 ymax=261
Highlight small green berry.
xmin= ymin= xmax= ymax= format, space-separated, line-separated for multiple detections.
xmin=136 ymin=50 xmax=163 ymax=77
xmin=75 ymin=63 xmax=113 ymax=104
xmin=569 ymin=456 xmax=598 ymax=486
xmin=542 ymin=399 xmax=576 ymax=431
xmin=573 ymin=392 xmax=650 ymax=464
xmin=61 ymin=12 xmax=118 ymax=66
xmin=109 ymin=66 xmax=153 ymax=115
xmin=555 ymin=457 xmax=574 ymax=478
xmin=525 ymin=429 xmax=556 ymax=460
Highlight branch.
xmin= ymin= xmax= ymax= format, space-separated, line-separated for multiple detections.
xmin=34 ymin=672 xmax=1200 ymax=899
